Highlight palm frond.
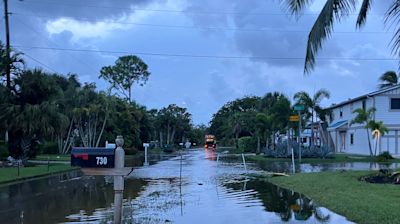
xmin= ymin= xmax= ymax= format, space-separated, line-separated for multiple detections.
xmin=385 ymin=1 xmax=400 ymax=63
xmin=378 ymin=70 xmax=398 ymax=89
xmin=304 ymin=0 xmax=356 ymax=73
xmin=356 ymin=0 xmax=372 ymax=28
xmin=314 ymin=89 xmax=330 ymax=104
xmin=285 ymin=0 xmax=314 ymax=16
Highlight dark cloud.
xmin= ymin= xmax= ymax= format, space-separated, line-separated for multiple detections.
xmin=11 ymin=0 xmax=164 ymax=21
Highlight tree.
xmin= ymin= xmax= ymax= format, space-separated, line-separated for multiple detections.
xmin=368 ymin=120 xmax=389 ymax=156
xmin=350 ymin=107 xmax=376 ymax=157
xmin=100 ymin=55 xmax=150 ymax=103
xmin=0 ymin=69 xmax=69 ymax=158
xmin=255 ymin=113 xmax=272 ymax=153
xmin=285 ymin=1 xmax=400 ymax=73
xmin=156 ymin=104 xmax=192 ymax=146
xmin=293 ymin=89 xmax=330 ymax=147
xmin=0 ymin=41 xmax=24 ymax=88
xmin=379 ymin=71 xmax=398 ymax=89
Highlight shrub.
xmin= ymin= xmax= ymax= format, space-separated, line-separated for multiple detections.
xmin=0 ymin=141 xmax=8 ymax=160
xmin=264 ymin=142 xmax=290 ymax=157
xmin=125 ymin=147 xmax=138 ymax=155
xmin=265 ymin=142 xmax=333 ymax=159
xmin=376 ymin=151 xmax=394 ymax=162
xmin=238 ymin=136 xmax=257 ymax=153
xmin=39 ymin=142 xmax=59 ymax=154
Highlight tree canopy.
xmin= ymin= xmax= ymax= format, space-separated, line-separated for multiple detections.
xmin=99 ymin=55 xmax=150 ymax=103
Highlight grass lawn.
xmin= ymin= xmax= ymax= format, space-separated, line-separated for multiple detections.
xmin=0 ymin=164 xmax=77 ymax=184
xmin=33 ymin=154 xmax=70 ymax=161
xmin=247 ymin=153 xmax=400 ymax=164
xmin=269 ymin=171 xmax=400 ymax=224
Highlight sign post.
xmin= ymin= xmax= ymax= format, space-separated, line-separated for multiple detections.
xmin=143 ymin=143 xmax=150 ymax=166
xmin=294 ymin=105 xmax=304 ymax=163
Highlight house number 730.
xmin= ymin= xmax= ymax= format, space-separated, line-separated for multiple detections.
xmin=96 ymin=157 xmax=108 ymax=165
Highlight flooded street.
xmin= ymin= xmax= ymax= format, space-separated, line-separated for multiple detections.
xmin=0 ymin=148 xmax=354 ymax=223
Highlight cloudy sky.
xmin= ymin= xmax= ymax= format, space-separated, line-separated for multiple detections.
xmin=5 ymin=0 xmax=398 ymax=124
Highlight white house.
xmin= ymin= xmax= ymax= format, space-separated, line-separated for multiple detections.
xmin=326 ymin=85 xmax=400 ymax=155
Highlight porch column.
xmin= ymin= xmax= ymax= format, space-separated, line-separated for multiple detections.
xmin=394 ymin=130 xmax=399 ymax=154
xmin=335 ymin=131 xmax=338 ymax=152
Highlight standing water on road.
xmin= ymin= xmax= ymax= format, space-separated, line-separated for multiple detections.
xmin=0 ymin=149 xmax=353 ymax=223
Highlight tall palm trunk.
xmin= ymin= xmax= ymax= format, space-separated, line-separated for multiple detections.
xmin=366 ymin=128 xmax=373 ymax=157
xmin=310 ymin=109 xmax=315 ymax=148
xmin=256 ymin=136 xmax=260 ymax=154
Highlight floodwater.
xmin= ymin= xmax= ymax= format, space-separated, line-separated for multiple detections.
xmin=0 ymin=149 xmax=355 ymax=224
xmin=254 ymin=159 xmax=400 ymax=173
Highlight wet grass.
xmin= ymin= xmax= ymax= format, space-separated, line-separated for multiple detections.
xmin=0 ymin=164 xmax=77 ymax=184
xmin=33 ymin=154 xmax=70 ymax=161
xmin=269 ymin=170 xmax=400 ymax=224
xmin=247 ymin=153 xmax=400 ymax=164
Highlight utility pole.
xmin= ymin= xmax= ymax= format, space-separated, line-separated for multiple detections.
xmin=3 ymin=0 xmax=11 ymax=89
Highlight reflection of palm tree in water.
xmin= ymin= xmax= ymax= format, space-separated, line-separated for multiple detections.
xmin=225 ymin=180 xmax=331 ymax=222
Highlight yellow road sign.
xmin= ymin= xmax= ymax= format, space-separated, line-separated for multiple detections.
xmin=289 ymin=115 xmax=299 ymax=121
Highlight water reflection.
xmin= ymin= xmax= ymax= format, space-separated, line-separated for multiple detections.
xmin=255 ymin=160 xmax=400 ymax=173
xmin=224 ymin=180 xmax=332 ymax=222
xmin=0 ymin=171 xmax=147 ymax=224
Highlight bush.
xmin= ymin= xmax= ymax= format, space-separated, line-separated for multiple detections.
xmin=39 ymin=142 xmax=58 ymax=154
xmin=264 ymin=142 xmax=290 ymax=158
xmin=124 ymin=147 xmax=138 ymax=155
xmin=0 ymin=141 xmax=8 ymax=160
xmin=238 ymin=136 xmax=257 ymax=153
xmin=376 ymin=151 xmax=394 ymax=162
xmin=264 ymin=142 xmax=333 ymax=159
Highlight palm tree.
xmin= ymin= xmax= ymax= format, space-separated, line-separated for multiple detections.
xmin=368 ymin=120 xmax=389 ymax=156
xmin=293 ymin=89 xmax=330 ymax=147
xmin=379 ymin=71 xmax=398 ymax=89
xmin=350 ymin=107 xmax=376 ymax=157
xmin=285 ymin=1 xmax=400 ymax=73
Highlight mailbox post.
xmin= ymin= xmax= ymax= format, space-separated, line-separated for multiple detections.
xmin=143 ymin=143 xmax=149 ymax=166
xmin=71 ymin=135 xmax=132 ymax=224
xmin=114 ymin=135 xmax=125 ymax=224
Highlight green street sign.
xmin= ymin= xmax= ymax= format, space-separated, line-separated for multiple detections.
xmin=294 ymin=105 xmax=305 ymax=111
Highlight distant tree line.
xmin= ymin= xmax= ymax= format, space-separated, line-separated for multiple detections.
xmin=0 ymin=44 xmax=205 ymax=159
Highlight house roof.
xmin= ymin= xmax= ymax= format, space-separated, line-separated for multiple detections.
xmin=326 ymin=84 xmax=400 ymax=110
xmin=327 ymin=120 xmax=348 ymax=131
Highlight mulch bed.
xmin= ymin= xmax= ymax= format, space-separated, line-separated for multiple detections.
xmin=362 ymin=170 xmax=400 ymax=184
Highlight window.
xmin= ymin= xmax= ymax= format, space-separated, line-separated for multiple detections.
xmin=391 ymin=98 xmax=400 ymax=110
xmin=340 ymin=108 xmax=343 ymax=118
xmin=302 ymin=137 xmax=307 ymax=143
xmin=350 ymin=133 xmax=354 ymax=145
xmin=362 ymin=100 xmax=366 ymax=110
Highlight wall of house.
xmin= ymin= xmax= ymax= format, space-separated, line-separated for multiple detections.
xmin=329 ymin=98 xmax=374 ymax=126
xmin=329 ymin=128 xmax=371 ymax=155
xmin=374 ymin=95 xmax=400 ymax=124
xmin=327 ymin=87 xmax=400 ymax=155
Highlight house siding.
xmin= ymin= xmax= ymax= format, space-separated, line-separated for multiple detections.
xmin=327 ymin=86 xmax=400 ymax=155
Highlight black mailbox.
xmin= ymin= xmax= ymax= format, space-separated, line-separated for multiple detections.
xmin=71 ymin=147 xmax=115 ymax=168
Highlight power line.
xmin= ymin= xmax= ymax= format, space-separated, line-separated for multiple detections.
xmin=20 ymin=51 xmax=58 ymax=73
xmin=12 ymin=12 xmax=394 ymax=34
xmin=14 ymin=45 xmax=399 ymax=61
xmin=16 ymin=0 xmax=386 ymax=17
